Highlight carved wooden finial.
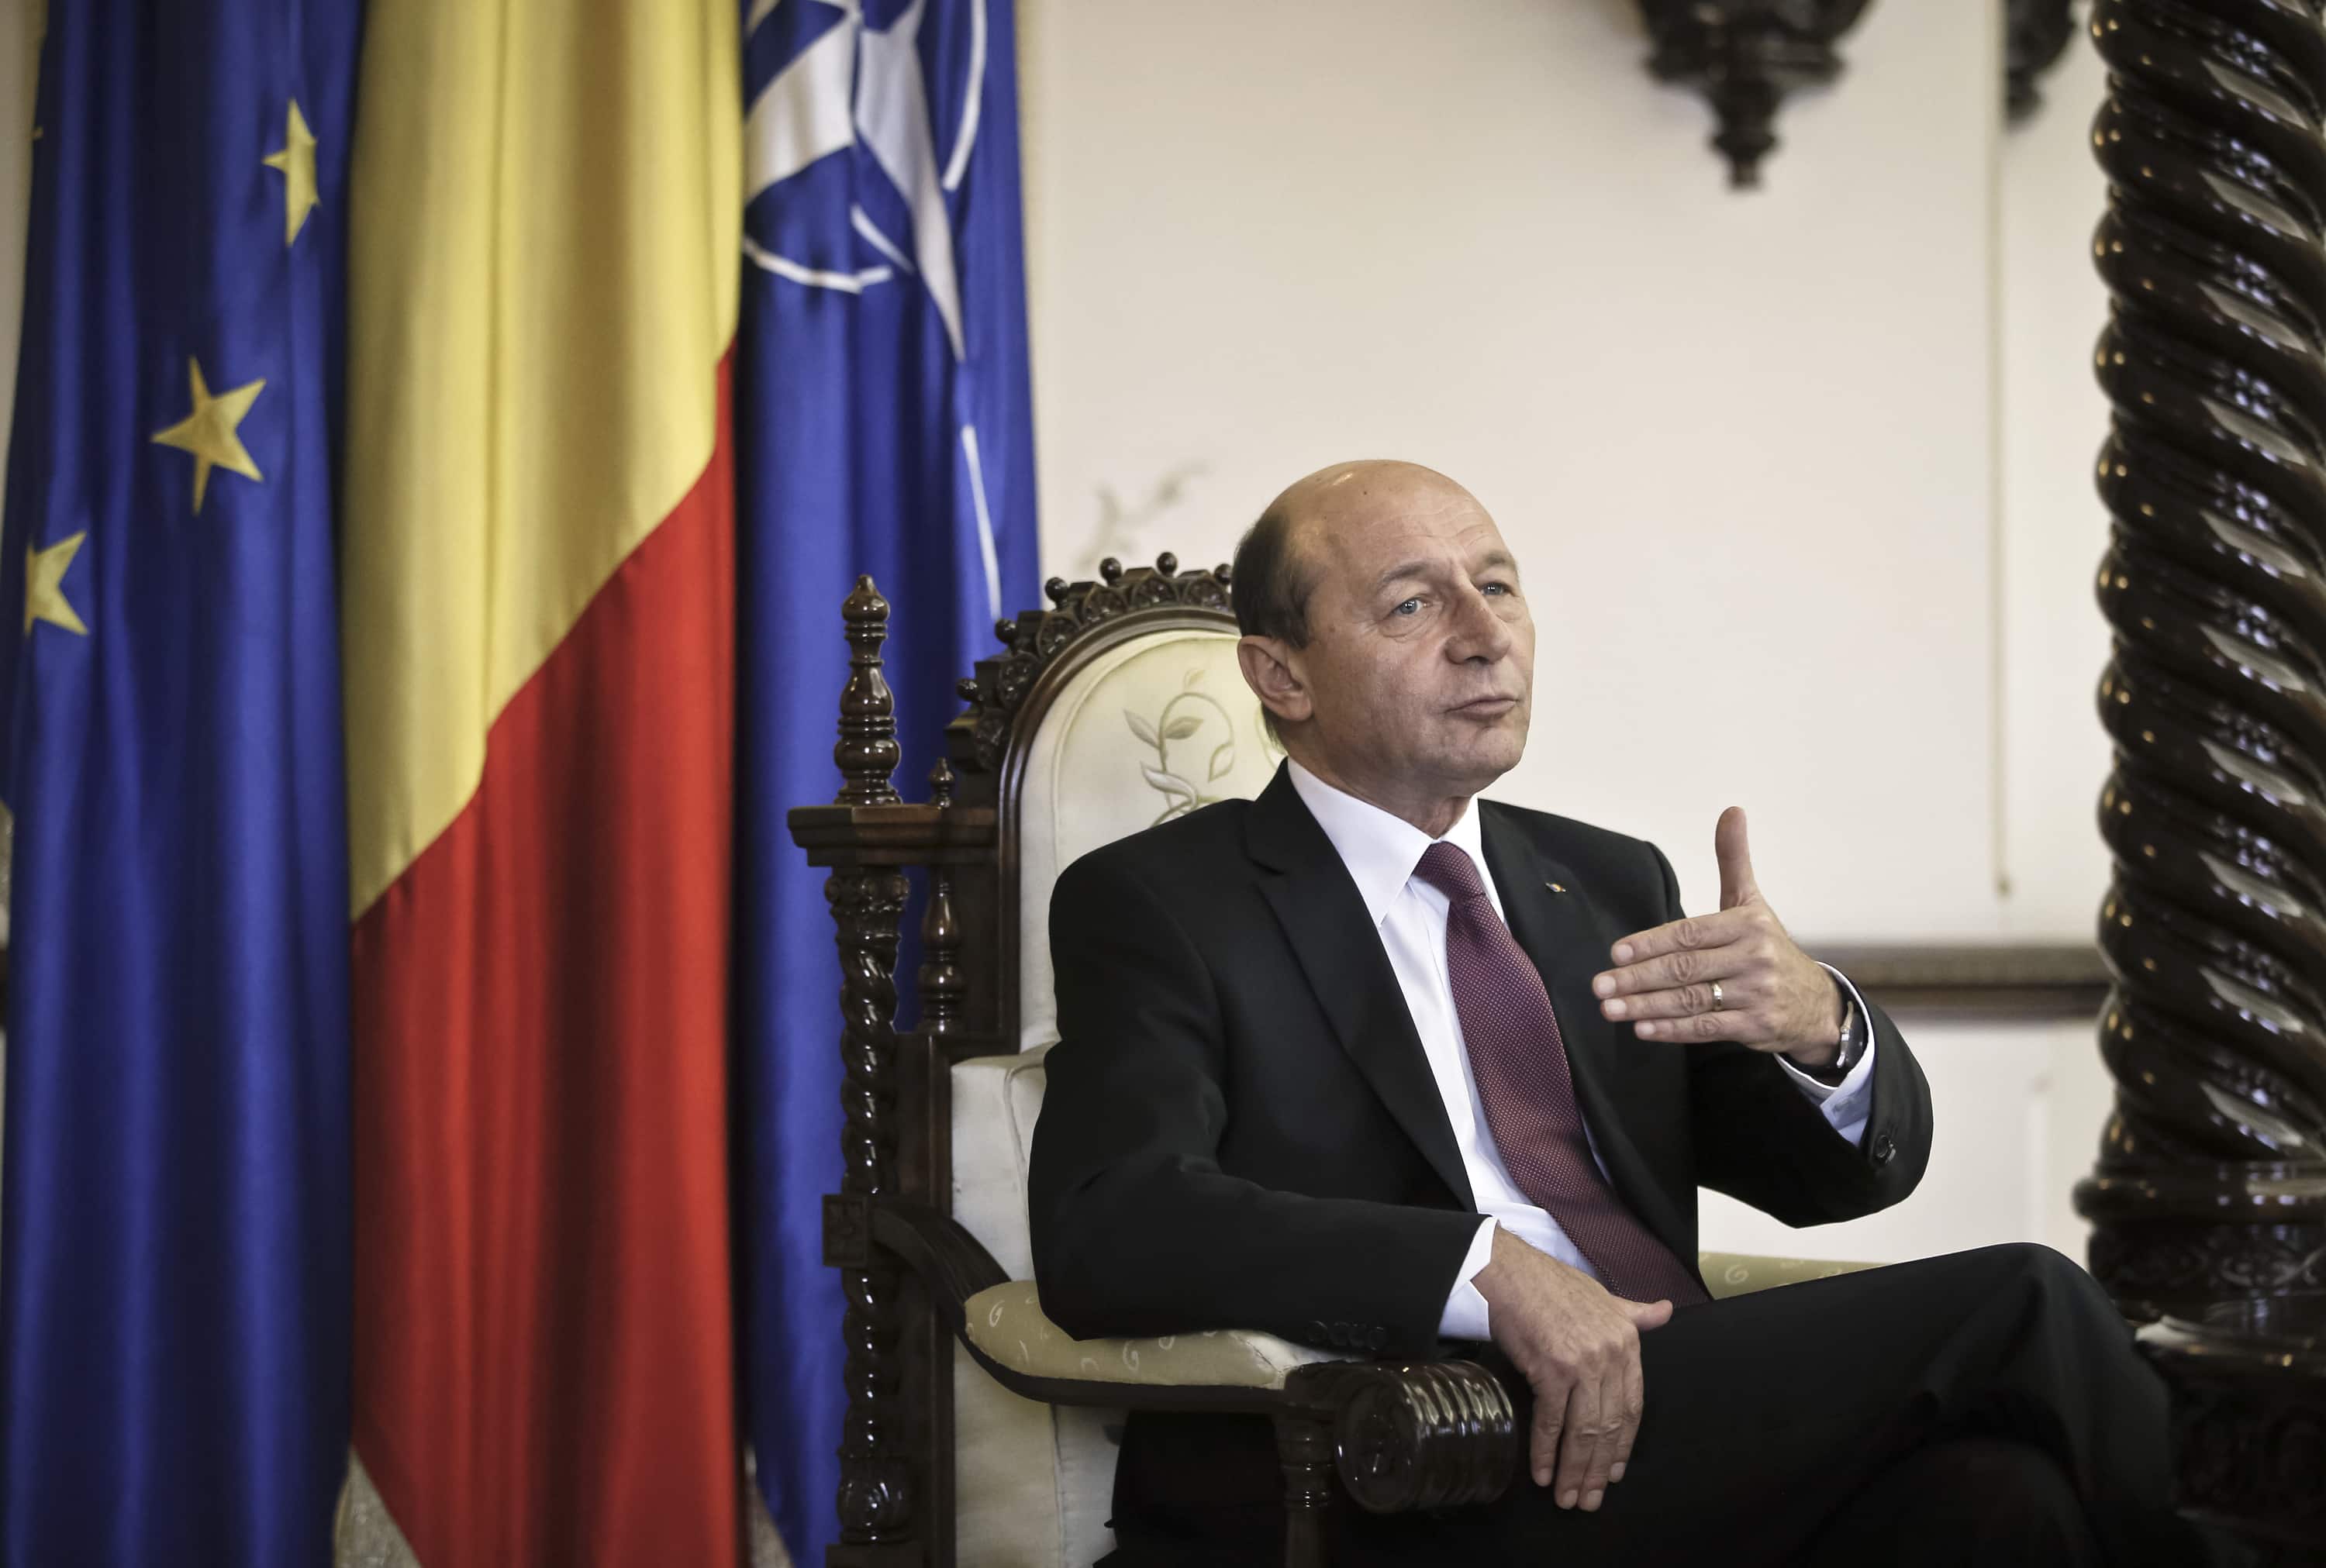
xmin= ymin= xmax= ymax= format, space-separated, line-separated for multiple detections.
xmin=917 ymin=861 xmax=965 ymax=1038
xmin=1155 ymin=551 xmax=1178 ymax=574
xmin=833 ymin=575 xmax=902 ymax=806
xmin=927 ymin=758 xmax=955 ymax=809
xmin=1099 ymin=557 xmax=1124 ymax=584
xmin=1044 ymin=576 xmax=1069 ymax=603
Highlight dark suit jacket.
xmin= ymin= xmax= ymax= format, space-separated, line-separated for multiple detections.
xmin=1027 ymin=764 xmax=1933 ymax=1532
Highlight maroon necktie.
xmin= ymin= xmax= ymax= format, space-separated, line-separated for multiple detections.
xmin=1414 ymin=841 xmax=1709 ymax=1308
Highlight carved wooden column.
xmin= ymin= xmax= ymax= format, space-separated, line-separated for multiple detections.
xmin=824 ymin=577 xmax=916 ymax=1549
xmin=2072 ymin=0 xmax=2326 ymax=1318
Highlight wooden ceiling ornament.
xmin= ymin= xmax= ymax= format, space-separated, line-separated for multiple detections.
xmin=1638 ymin=0 xmax=2085 ymax=188
xmin=2005 ymin=0 xmax=2079 ymax=123
xmin=1637 ymin=0 xmax=1876 ymax=189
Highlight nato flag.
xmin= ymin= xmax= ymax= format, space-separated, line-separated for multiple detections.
xmin=735 ymin=0 xmax=1041 ymax=1557
xmin=0 ymin=4 xmax=359 ymax=1563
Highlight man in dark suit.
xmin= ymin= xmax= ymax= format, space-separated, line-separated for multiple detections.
xmin=1029 ymin=460 xmax=2217 ymax=1566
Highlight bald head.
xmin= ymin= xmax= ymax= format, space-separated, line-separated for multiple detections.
xmin=1231 ymin=460 xmax=1534 ymax=833
xmin=1232 ymin=461 xmax=1484 ymax=649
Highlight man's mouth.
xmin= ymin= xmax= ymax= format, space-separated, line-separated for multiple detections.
xmin=1452 ymin=695 xmax=1520 ymax=716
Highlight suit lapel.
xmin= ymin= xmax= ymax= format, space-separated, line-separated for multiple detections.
xmin=1247 ymin=767 xmax=1476 ymax=1211
xmin=1479 ymin=804 xmax=1695 ymax=1260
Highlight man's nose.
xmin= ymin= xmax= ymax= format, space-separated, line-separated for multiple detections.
xmin=1447 ymin=588 xmax=1513 ymax=663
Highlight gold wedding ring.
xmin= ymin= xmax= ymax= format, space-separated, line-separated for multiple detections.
xmin=1710 ymin=980 xmax=1725 ymax=1011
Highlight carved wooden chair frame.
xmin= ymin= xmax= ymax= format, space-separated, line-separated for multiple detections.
xmin=789 ymin=557 xmax=1518 ymax=1568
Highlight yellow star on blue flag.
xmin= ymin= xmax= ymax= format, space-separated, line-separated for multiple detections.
xmin=262 ymin=100 xmax=319 ymax=246
xmin=24 ymin=531 xmax=87 ymax=636
xmin=150 ymin=357 xmax=265 ymax=514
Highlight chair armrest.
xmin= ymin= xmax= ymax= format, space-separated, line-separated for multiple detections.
xmin=868 ymin=1198 xmax=1520 ymax=1523
xmin=871 ymin=1199 xmax=1351 ymax=1408
xmin=962 ymin=1278 xmax=1350 ymax=1389
xmin=1700 ymin=1252 xmax=1880 ymax=1299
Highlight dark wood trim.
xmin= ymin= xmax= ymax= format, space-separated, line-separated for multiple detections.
xmin=1809 ymin=943 xmax=2109 ymax=1018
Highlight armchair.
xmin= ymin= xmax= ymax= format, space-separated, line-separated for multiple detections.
xmin=787 ymin=558 xmax=1872 ymax=1568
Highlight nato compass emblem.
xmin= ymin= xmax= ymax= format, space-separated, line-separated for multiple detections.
xmin=743 ymin=0 xmax=989 ymax=361
xmin=743 ymin=0 xmax=1004 ymax=615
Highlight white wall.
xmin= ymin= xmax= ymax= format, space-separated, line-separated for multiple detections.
xmin=1019 ymin=0 xmax=2124 ymax=1265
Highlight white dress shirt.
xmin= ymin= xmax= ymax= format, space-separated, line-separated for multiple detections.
xmin=1284 ymin=760 xmax=1877 ymax=1341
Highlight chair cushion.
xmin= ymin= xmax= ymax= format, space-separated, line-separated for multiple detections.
xmin=961 ymin=1279 xmax=1348 ymax=1389
xmin=951 ymin=1047 xmax=1116 ymax=1566
xmin=1013 ymin=629 xmax=1279 ymax=1050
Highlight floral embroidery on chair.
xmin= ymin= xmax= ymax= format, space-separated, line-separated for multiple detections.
xmin=1126 ymin=667 xmax=1275 ymax=824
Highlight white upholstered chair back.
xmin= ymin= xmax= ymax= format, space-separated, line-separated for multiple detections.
xmin=950 ymin=625 xmax=1281 ymax=1567
xmin=1013 ymin=629 xmax=1285 ymax=1051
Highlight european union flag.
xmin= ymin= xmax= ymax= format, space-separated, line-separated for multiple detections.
xmin=735 ymin=0 xmax=1040 ymax=1556
xmin=0 ymin=4 xmax=360 ymax=1562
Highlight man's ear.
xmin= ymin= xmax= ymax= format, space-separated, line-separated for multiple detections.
xmin=1237 ymin=635 xmax=1311 ymax=729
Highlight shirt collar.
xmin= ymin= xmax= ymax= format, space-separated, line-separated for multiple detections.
xmin=1285 ymin=756 xmax=1493 ymax=928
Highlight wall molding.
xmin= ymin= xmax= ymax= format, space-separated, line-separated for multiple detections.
xmin=1812 ymin=943 xmax=2107 ymax=1017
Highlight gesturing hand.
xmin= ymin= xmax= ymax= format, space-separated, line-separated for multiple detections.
xmin=1590 ymin=806 xmax=1845 ymax=1068
xmin=1475 ymin=1228 xmax=1672 ymax=1511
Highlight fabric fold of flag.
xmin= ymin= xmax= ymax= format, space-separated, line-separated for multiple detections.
xmin=0 ymin=4 xmax=362 ymax=1563
xmin=735 ymin=0 xmax=1041 ymax=1558
xmin=341 ymin=1 xmax=743 ymax=1563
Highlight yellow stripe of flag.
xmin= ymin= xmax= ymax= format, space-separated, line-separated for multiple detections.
xmin=340 ymin=0 xmax=741 ymax=916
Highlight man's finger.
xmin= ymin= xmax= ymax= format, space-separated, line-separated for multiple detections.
xmin=1603 ymin=977 xmax=1734 ymax=1022
xmin=1554 ymin=1375 xmax=1604 ymax=1510
xmin=1531 ymin=1373 xmax=1571 ymax=1488
xmin=1573 ymin=1363 xmax=1626 ymax=1512
xmin=1593 ymin=942 xmax=1748 ymax=1001
xmin=1606 ymin=908 xmax=1751 ymax=967
xmin=1636 ymin=1007 xmax=1776 ymax=1045
xmin=1610 ymin=1349 xmax=1645 ymax=1487
xmin=1616 ymin=1297 xmax=1675 ymax=1331
xmin=1716 ymin=805 xmax=1758 ymax=910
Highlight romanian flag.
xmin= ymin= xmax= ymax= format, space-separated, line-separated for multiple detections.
xmin=338 ymin=2 xmax=741 ymax=1563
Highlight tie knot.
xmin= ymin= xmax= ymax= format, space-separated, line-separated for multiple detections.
xmin=1413 ymin=840 xmax=1489 ymax=905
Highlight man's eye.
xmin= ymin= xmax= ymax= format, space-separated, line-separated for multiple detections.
xmin=1480 ymin=582 xmax=1510 ymax=596
xmin=1393 ymin=598 xmax=1423 ymax=616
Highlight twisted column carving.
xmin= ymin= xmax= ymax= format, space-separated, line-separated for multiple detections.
xmin=2076 ymin=0 xmax=2326 ymax=1315
xmin=824 ymin=577 xmax=914 ymax=1541
xmin=830 ymin=866 xmax=911 ymax=1541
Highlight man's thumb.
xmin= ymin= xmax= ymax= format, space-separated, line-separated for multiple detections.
xmin=1618 ymin=1297 xmax=1675 ymax=1330
xmin=1715 ymin=805 xmax=1757 ymax=909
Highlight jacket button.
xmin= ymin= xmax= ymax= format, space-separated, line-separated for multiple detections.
xmin=1872 ymin=1132 xmax=1896 ymax=1167
xmin=1366 ymin=1326 xmax=1387 ymax=1352
xmin=1310 ymin=1320 xmax=1330 ymax=1343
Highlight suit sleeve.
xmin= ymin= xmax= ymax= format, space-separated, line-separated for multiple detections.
xmin=1029 ymin=849 xmax=1482 ymax=1356
xmin=1648 ymin=842 xmax=1934 ymax=1226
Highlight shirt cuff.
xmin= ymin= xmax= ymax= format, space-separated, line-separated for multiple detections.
xmin=1773 ymin=963 xmax=1877 ymax=1147
xmin=1437 ymin=1218 xmax=1499 ymax=1341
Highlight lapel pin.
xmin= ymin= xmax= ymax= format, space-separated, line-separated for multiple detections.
xmin=1547 ymin=882 xmax=1566 ymax=894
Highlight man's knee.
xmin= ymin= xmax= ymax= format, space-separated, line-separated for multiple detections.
xmin=1973 ymin=1241 xmax=2117 ymax=1316
xmin=1933 ymin=1438 xmax=2098 ymax=1561
xmin=1819 ymin=1437 xmax=2100 ymax=1567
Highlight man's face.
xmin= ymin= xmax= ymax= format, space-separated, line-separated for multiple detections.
xmin=1261 ymin=467 xmax=1535 ymax=805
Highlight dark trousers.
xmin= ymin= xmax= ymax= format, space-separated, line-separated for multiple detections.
xmin=1104 ymin=1243 xmax=2221 ymax=1566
